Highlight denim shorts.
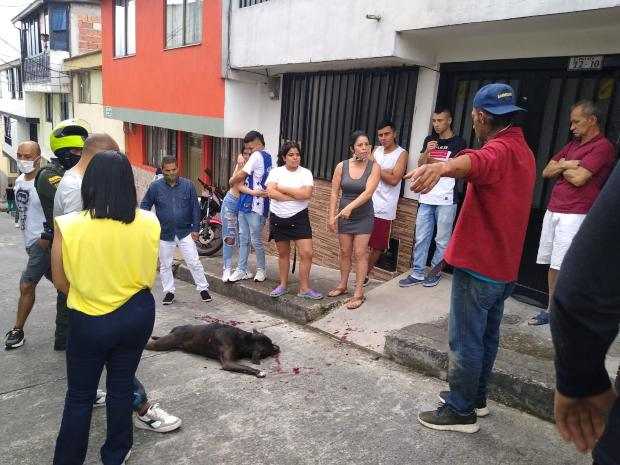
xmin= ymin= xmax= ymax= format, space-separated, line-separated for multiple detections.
xmin=21 ymin=241 xmax=52 ymax=285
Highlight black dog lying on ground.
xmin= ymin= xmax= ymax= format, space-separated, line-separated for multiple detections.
xmin=145 ymin=323 xmax=280 ymax=378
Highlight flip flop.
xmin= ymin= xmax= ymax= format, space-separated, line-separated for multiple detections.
xmin=345 ymin=296 xmax=365 ymax=310
xmin=327 ymin=287 xmax=348 ymax=297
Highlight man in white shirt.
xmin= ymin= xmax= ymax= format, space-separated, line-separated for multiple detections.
xmin=228 ymin=131 xmax=273 ymax=283
xmin=4 ymin=141 xmax=49 ymax=350
xmin=400 ymin=108 xmax=467 ymax=288
xmin=366 ymin=121 xmax=408 ymax=281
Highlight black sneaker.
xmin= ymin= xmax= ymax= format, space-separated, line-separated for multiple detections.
xmin=200 ymin=290 xmax=212 ymax=302
xmin=438 ymin=390 xmax=489 ymax=417
xmin=162 ymin=293 xmax=175 ymax=305
xmin=5 ymin=328 xmax=25 ymax=350
xmin=417 ymin=403 xmax=479 ymax=433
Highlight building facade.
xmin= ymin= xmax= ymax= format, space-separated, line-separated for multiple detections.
xmin=12 ymin=0 xmax=102 ymax=159
xmin=225 ymin=0 xmax=620 ymax=302
xmin=62 ymin=50 xmax=125 ymax=150
xmin=98 ymin=0 xmax=620 ymax=302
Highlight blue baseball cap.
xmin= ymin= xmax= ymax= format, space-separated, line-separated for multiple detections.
xmin=473 ymin=83 xmax=525 ymax=115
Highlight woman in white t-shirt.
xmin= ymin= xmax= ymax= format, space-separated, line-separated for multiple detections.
xmin=265 ymin=142 xmax=323 ymax=300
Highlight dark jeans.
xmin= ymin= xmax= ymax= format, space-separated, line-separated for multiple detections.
xmin=55 ymin=292 xmax=148 ymax=410
xmin=445 ymin=268 xmax=514 ymax=415
xmin=53 ymin=290 xmax=155 ymax=465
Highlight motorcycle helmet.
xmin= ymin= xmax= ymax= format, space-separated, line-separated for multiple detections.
xmin=50 ymin=118 xmax=91 ymax=169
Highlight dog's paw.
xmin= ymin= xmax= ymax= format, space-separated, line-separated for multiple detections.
xmin=256 ymin=371 xmax=266 ymax=378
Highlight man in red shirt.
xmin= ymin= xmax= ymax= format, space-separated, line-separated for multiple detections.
xmin=405 ymin=83 xmax=536 ymax=433
xmin=530 ymin=100 xmax=615 ymax=326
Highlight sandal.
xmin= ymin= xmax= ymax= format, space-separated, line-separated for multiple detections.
xmin=327 ymin=287 xmax=348 ymax=297
xmin=527 ymin=311 xmax=550 ymax=326
xmin=345 ymin=296 xmax=365 ymax=310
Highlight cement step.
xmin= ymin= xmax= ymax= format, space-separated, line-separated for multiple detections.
xmin=384 ymin=318 xmax=555 ymax=421
xmin=175 ymin=263 xmax=350 ymax=324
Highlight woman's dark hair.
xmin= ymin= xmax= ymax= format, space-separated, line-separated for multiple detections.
xmin=82 ymin=150 xmax=137 ymax=224
xmin=348 ymin=130 xmax=370 ymax=155
xmin=277 ymin=141 xmax=302 ymax=167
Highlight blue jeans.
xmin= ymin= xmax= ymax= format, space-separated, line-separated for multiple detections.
xmin=221 ymin=192 xmax=240 ymax=271
xmin=132 ymin=378 xmax=147 ymax=411
xmin=237 ymin=211 xmax=266 ymax=272
xmin=445 ymin=268 xmax=514 ymax=415
xmin=410 ymin=203 xmax=457 ymax=279
xmin=53 ymin=290 xmax=155 ymax=465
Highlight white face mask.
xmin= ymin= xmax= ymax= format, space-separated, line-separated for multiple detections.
xmin=17 ymin=158 xmax=39 ymax=174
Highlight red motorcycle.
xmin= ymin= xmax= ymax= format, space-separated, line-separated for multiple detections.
xmin=195 ymin=179 xmax=223 ymax=256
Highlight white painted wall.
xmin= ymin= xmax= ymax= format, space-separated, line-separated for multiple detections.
xmin=230 ymin=0 xmax=620 ymax=69
xmin=2 ymin=118 xmax=31 ymax=159
xmin=71 ymin=69 xmax=125 ymax=150
xmin=223 ymin=77 xmax=282 ymax=156
xmin=403 ymin=68 xmax=440 ymax=200
xmin=0 ymin=87 xmax=40 ymax=119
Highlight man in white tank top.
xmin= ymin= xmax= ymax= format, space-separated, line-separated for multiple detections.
xmin=366 ymin=121 xmax=408 ymax=280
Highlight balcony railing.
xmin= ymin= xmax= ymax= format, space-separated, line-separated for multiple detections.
xmin=23 ymin=50 xmax=50 ymax=83
xmin=239 ymin=0 xmax=268 ymax=7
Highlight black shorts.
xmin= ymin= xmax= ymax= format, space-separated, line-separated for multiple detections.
xmin=269 ymin=209 xmax=312 ymax=242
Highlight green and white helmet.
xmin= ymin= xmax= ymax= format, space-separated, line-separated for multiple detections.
xmin=49 ymin=118 xmax=90 ymax=154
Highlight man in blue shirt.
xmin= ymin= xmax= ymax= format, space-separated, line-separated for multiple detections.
xmin=141 ymin=156 xmax=211 ymax=305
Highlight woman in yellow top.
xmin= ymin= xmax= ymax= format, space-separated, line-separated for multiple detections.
xmin=51 ymin=150 xmax=160 ymax=465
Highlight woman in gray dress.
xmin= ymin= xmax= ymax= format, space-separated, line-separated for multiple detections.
xmin=328 ymin=131 xmax=381 ymax=309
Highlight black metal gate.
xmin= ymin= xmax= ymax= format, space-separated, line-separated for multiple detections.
xmin=438 ymin=55 xmax=620 ymax=304
xmin=280 ymin=67 xmax=418 ymax=180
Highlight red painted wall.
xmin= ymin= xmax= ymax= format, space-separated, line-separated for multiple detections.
xmin=125 ymin=123 xmax=148 ymax=167
xmin=101 ymin=0 xmax=224 ymax=118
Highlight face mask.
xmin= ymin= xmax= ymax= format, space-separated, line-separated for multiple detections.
xmin=57 ymin=153 xmax=81 ymax=170
xmin=164 ymin=174 xmax=177 ymax=184
xmin=17 ymin=158 xmax=38 ymax=174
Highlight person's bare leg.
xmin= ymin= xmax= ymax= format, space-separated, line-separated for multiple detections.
xmin=295 ymin=238 xmax=314 ymax=293
xmin=15 ymin=282 xmax=36 ymax=329
xmin=547 ymin=268 xmax=559 ymax=309
xmin=367 ymin=248 xmax=382 ymax=276
xmin=332 ymin=234 xmax=353 ymax=293
xmin=352 ymin=234 xmax=371 ymax=299
xmin=275 ymin=241 xmax=291 ymax=288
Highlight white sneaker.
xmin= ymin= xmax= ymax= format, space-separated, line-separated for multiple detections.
xmin=222 ymin=268 xmax=232 ymax=283
xmin=254 ymin=268 xmax=266 ymax=282
xmin=93 ymin=389 xmax=106 ymax=408
xmin=229 ymin=269 xmax=253 ymax=282
xmin=134 ymin=403 xmax=182 ymax=433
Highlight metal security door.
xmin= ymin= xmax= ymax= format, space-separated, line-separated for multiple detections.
xmin=438 ymin=56 xmax=620 ymax=305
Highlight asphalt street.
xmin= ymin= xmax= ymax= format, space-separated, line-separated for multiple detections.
xmin=0 ymin=214 xmax=590 ymax=465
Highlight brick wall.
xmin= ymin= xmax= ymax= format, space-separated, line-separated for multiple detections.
xmin=133 ymin=166 xmax=154 ymax=203
xmin=265 ymin=179 xmax=418 ymax=281
xmin=78 ymin=15 xmax=102 ymax=54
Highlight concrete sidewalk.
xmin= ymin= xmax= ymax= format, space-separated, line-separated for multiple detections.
xmin=178 ymin=253 xmax=382 ymax=324
xmin=181 ymin=254 xmax=619 ymax=421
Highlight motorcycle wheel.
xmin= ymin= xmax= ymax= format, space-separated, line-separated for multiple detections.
xmin=195 ymin=223 xmax=223 ymax=256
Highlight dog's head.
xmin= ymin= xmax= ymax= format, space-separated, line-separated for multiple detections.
xmin=250 ymin=329 xmax=280 ymax=364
